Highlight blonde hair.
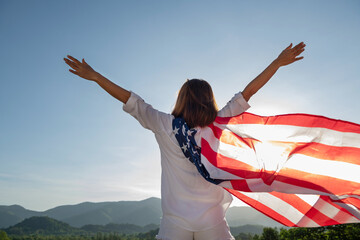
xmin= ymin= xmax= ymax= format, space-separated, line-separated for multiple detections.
xmin=172 ymin=79 xmax=218 ymax=128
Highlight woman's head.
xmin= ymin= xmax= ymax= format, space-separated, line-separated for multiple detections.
xmin=172 ymin=79 xmax=218 ymax=128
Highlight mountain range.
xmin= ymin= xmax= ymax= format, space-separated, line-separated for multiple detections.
xmin=3 ymin=216 xmax=264 ymax=236
xmin=0 ymin=197 xmax=281 ymax=229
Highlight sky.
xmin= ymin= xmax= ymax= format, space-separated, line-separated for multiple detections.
xmin=1 ymin=0 xmax=360 ymax=211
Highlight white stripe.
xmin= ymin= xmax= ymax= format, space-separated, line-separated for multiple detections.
xmin=312 ymin=197 xmax=359 ymax=223
xmin=201 ymin=154 xmax=243 ymax=180
xmin=214 ymin=123 xmax=360 ymax=148
xmin=201 ymin=127 xmax=259 ymax=169
xmin=246 ymin=178 xmax=273 ymax=192
xmin=284 ymin=154 xmax=360 ymax=184
xmin=331 ymin=202 xmax=360 ymax=221
xmin=329 ymin=194 xmax=360 ymax=200
xmin=295 ymin=194 xmax=320 ymax=206
xmin=271 ymin=181 xmax=329 ymax=195
xmin=203 ymin=127 xmax=360 ymax=185
xmin=239 ymin=192 xmax=320 ymax=227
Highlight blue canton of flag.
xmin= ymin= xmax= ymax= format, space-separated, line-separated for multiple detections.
xmin=172 ymin=118 xmax=224 ymax=185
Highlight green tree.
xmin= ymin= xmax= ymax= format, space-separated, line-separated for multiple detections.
xmin=252 ymin=234 xmax=261 ymax=240
xmin=279 ymin=227 xmax=327 ymax=240
xmin=0 ymin=231 xmax=10 ymax=240
xmin=325 ymin=223 xmax=360 ymax=240
xmin=261 ymin=227 xmax=279 ymax=240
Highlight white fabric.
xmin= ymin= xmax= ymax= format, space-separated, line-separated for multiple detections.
xmin=156 ymin=217 xmax=235 ymax=240
xmin=123 ymin=91 xmax=250 ymax=231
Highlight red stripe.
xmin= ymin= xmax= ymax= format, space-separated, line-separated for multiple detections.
xmin=270 ymin=192 xmax=340 ymax=226
xmin=202 ymin=135 xmax=360 ymax=195
xmin=319 ymin=196 xmax=360 ymax=221
xmin=215 ymin=112 xmax=360 ymax=134
xmin=201 ymin=139 xmax=260 ymax=179
xmin=230 ymin=180 xmax=252 ymax=192
xmin=224 ymin=188 xmax=297 ymax=227
xmin=208 ymin=123 xmax=360 ymax=165
xmin=276 ymin=168 xmax=360 ymax=196
xmin=327 ymin=196 xmax=360 ymax=213
xmin=343 ymin=197 xmax=360 ymax=211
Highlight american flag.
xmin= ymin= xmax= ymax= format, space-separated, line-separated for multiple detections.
xmin=175 ymin=112 xmax=360 ymax=227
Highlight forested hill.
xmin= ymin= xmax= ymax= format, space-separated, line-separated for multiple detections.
xmin=4 ymin=216 xmax=158 ymax=235
xmin=3 ymin=216 xmax=265 ymax=236
xmin=0 ymin=197 xmax=281 ymax=229
xmin=0 ymin=198 xmax=162 ymax=228
xmin=4 ymin=216 xmax=82 ymax=235
xmin=3 ymin=216 xmax=360 ymax=240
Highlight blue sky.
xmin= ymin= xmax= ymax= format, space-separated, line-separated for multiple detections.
xmin=1 ymin=0 xmax=359 ymax=211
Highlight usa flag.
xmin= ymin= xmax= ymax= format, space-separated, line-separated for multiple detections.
xmin=199 ymin=113 xmax=360 ymax=227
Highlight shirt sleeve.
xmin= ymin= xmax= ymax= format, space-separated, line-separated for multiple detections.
xmin=217 ymin=91 xmax=251 ymax=117
xmin=123 ymin=91 xmax=172 ymax=133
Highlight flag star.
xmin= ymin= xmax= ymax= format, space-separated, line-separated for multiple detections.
xmin=187 ymin=129 xmax=193 ymax=136
xmin=181 ymin=143 xmax=188 ymax=152
xmin=182 ymin=125 xmax=187 ymax=135
xmin=173 ymin=126 xmax=179 ymax=135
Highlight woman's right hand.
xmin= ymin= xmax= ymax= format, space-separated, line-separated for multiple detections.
xmin=275 ymin=42 xmax=306 ymax=67
xmin=64 ymin=55 xmax=99 ymax=81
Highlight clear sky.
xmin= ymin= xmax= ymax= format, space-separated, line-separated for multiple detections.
xmin=1 ymin=0 xmax=359 ymax=211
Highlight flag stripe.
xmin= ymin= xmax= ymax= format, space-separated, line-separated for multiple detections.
xmin=211 ymin=124 xmax=360 ymax=165
xmin=225 ymin=189 xmax=299 ymax=227
xmin=216 ymin=123 xmax=360 ymax=148
xmin=199 ymin=112 xmax=360 ymax=227
xmin=270 ymin=192 xmax=340 ymax=226
xmin=202 ymin=137 xmax=360 ymax=195
xmin=215 ymin=112 xmax=360 ymax=134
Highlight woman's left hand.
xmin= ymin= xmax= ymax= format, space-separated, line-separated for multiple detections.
xmin=64 ymin=55 xmax=99 ymax=81
xmin=275 ymin=42 xmax=306 ymax=67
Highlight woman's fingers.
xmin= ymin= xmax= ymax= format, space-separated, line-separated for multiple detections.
xmin=64 ymin=58 xmax=79 ymax=69
xmin=294 ymin=42 xmax=305 ymax=51
xmin=291 ymin=42 xmax=305 ymax=57
xmin=67 ymin=55 xmax=81 ymax=64
xmin=69 ymin=69 xmax=79 ymax=75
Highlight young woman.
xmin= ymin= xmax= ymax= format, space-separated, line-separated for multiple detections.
xmin=64 ymin=42 xmax=305 ymax=240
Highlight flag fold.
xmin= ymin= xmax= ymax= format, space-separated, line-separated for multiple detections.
xmin=199 ymin=112 xmax=360 ymax=227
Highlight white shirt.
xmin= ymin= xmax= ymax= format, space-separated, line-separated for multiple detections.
xmin=123 ymin=91 xmax=250 ymax=231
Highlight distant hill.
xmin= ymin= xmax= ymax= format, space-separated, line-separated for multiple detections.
xmin=0 ymin=205 xmax=42 ymax=228
xmin=81 ymin=223 xmax=159 ymax=234
xmin=5 ymin=217 xmax=264 ymax=237
xmin=4 ymin=216 xmax=83 ymax=235
xmin=4 ymin=216 xmax=158 ymax=235
xmin=226 ymin=206 xmax=281 ymax=228
xmin=0 ymin=197 xmax=281 ymax=229
xmin=229 ymin=224 xmax=264 ymax=235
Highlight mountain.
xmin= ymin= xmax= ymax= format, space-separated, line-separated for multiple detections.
xmin=0 ymin=198 xmax=162 ymax=229
xmin=0 ymin=197 xmax=281 ymax=229
xmin=81 ymin=223 xmax=158 ymax=234
xmin=226 ymin=206 xmax=281 ymax=227
xmin=0 ymin=205 xmax=43 ymax=228
xmin=4 ymin=216 xmax=83 ymax=235
xmin=55 ymin=197 xmax=162 ymax=227
xmin=229 ymin=224 xmax=264 ymax=235
xmin=5 ymin=216 xmax=158 ymax=235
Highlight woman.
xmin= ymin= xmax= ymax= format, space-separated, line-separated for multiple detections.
xmin=64 ymin=42 xmax=305 ymax=240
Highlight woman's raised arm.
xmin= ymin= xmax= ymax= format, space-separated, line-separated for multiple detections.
xmin=242 ymin=42 xmax=306 ymax=102
xmin=64 ymin=55 xmax=131 ymax=104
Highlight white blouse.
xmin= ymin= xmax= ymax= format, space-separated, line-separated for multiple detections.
xmin=123 ymin=91 xmax=250 ymax=231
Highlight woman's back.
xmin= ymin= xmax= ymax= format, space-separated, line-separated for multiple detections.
xmin=123 ymin=90 xmax=250 ymax=231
